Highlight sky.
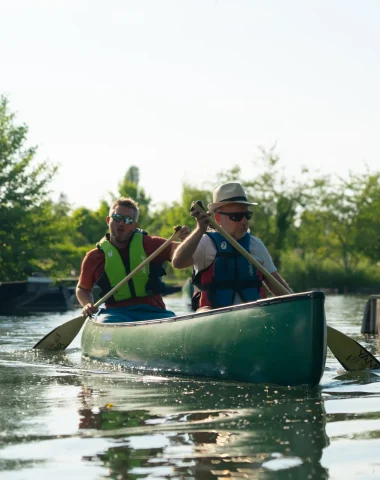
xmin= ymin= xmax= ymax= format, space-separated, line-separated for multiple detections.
xmin=1 ymin=0 xmax=380 ymax=211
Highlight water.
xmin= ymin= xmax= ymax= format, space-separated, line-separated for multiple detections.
xmin=0 ymin=294 xmax=379 ymax=479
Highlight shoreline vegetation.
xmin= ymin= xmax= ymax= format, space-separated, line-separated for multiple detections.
xmin=1 ymin=95 xmax=379 ymax=294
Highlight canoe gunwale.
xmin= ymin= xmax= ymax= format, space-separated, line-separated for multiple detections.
xmin=87 ymin=290 xmax=325 ymax=328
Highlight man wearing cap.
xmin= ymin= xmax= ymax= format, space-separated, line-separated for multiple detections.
xmin=172 ymin=182 xmax=293 ymax=311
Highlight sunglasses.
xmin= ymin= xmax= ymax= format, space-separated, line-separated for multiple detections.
xmin=111 ymin=213 xmax=136 ymax=224
xmin=218 ymin=211 xmax=253 ymax=222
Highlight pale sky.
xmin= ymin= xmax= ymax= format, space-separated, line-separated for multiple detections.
xmin=1 ymin=0 xmax=379 ymax=211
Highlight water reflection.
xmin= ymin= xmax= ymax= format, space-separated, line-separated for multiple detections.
xmin=76 ymin=375 xmax=329 ymax=479
xmin=1 ymin=295 xmax=379 ymax=478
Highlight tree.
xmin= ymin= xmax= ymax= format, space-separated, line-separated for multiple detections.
xmin=0 ymin=95 xmax=60 ymax=280
xmin=71 ymin=206 xmax=107 ymax=246
xmin=148 ymin=183 xmax=212 ymax=237
xmin=354 ymin=172 xmax=380 ymax=263
xmin=242 ymin=146 xmax=312 ymax=266
xmin=298 ymin=170 xmax=380 ymax=274
xmin=116 ymin=166 xmax=151 ymax=224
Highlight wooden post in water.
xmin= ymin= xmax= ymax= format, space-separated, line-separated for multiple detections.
xmin=361 ymin=295 xmax=380 ymax=334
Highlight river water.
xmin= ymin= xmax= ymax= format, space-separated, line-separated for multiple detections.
xmin=0 ymin=294 xmax=379 ymax=479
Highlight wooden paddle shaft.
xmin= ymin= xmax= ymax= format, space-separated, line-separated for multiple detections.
xmin=92 ymin=227 xmax=183 ymax=309
xmin=192 ymin=202 xmax=290 ymax=296
xmin=32 ymin=226 xmax=183 ymax=351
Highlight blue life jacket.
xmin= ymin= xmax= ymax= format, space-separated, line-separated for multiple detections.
xmin=191 ymin=231 xmax=264 ymax=309
xmin=96 ymin=230 xmax=167 ymax=304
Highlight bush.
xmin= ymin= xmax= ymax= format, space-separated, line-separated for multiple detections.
xmin=280 ymin=250 xmax=380 ymax=293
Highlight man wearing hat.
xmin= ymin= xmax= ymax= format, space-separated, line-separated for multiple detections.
xmin=172 ymin=182 xmax=293 ymax=311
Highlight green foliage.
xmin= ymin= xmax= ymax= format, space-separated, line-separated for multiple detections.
xmin=180 ymin=183 xmax=213 ymax=215
xmin=242 ymin=146 xmax=313 ymax=267
xmin=71 ymin=206 xmax=107 ymax=246
xmin=141 ymin=183 xmax=212 ymax=281
xmin=53 ymin=242 xmax=90 ymax=278
xmin=298 ymin=170 xmax=380 ymax=274
xmin=0 ymin=96 xmax=63 ymax=280
xmin=117 ymin=166 xmax=151 ymax=223
xmin=281 ymin=250 xmax=380 ymax=293
xmin=354 ymin=172 xmax=380 ymax=262
xmin=144 ymin=183 xmax=211 ymax=236
xmin=0 ymin=96 xmax=56 ymax=206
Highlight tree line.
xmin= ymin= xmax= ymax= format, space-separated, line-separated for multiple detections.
xmin=1 ymin=96 xmax=379 ymax=291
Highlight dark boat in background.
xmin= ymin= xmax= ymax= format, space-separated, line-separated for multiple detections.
xmin=0 ymin=271 xmax=185 ymax=316
xmin=0 ymin=275 xmax=73 ymax=315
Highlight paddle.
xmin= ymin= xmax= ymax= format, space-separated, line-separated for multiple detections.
xmin=33 ymin=226 xmax=183 ymax=351
xmin=191 ymin=201 xmax=380 ymax=372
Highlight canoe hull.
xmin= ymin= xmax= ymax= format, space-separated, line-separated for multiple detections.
xmin=81 ymin=291 xmax=326 ymax=386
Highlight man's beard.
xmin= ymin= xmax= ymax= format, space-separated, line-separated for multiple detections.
xmin=233 ymin=226 xmax=249 ymax=240
xmin=113 ymin=231 xmax=129 ymax=244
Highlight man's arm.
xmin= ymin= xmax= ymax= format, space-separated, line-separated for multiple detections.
xmin=76 ymin=249 xmax=99 ymax=316
xmin=172 ymin=210 xmax=210 ymax=268
xmin=168 ymin=226 xmax=191 ymax=259
xmin=76 ymin=284 xmax=98 ymax=316
xmin=171 ymin=228 xmax=204 ymax=268
xmin=76 ymin=284 xmax=94 ymax=307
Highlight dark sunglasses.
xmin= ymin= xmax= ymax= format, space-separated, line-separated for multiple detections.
xmin=218 ymin=211 xmax=253 ymax=222
xmin=111 ymin=213 xmax=136 ymax=224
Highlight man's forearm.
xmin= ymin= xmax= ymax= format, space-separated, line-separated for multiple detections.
xmin=76 ymin=286 xmax=95 ymax=307
xmin=172 ymin=228 xmax=204 ymax=269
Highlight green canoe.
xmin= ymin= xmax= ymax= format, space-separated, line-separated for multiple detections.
xmin=81 ymin=291 xmax=327 ymax=387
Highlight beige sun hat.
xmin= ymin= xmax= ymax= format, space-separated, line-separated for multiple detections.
xmin=207 ymin=182 xmax=258 ymax=212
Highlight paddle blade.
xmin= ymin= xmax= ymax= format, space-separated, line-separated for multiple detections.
xmin=327 ymin=326 xmax=380 ymax=371
xmin=33 ymin=315 xmax=87 ymax=351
